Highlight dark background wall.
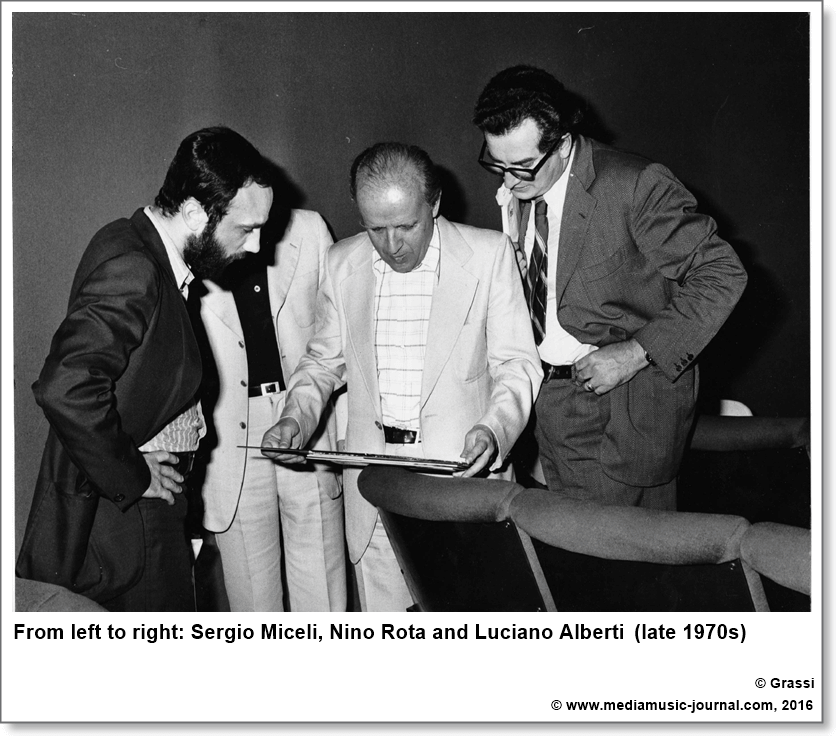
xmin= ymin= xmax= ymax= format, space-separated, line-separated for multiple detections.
xmin=13 ymin=12 xmax=810 ymax=547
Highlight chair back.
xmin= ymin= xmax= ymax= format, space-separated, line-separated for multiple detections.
xmin=358 ymin=467 xmax=554 ymax=612
xmin=509 ymin=490 xmax=765 ymax=611
xmin=680 ymin=414 xmax=811 ymax=611
xmin=358 ymin=467 xmax=813 ymax=612
xmin=16 ymin=578 xmax=108 ymax=612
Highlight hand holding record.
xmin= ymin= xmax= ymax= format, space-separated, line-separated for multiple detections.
xmin=455 ymin=423 xmax=498 ymax=478
xmin=260 ymin=417 xmax=306 ymax=465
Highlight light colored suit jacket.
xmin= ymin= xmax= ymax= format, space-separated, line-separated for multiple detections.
xmin=199 ymin=209 xmax=341 ymax=533
xmin=496 ymin=134 xmax=747 ymax=485
xmin=281 ymin=215 xmax=543 ymax=562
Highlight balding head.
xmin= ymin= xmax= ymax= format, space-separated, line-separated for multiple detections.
xmin=350 ymin=142 xmax=442 ymax=208
xmin=352 ymin=144 xmax=441 ymax=274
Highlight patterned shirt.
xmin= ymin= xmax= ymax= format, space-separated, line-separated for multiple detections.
xmin=373 ymin=224 xmax=441 ymax=432
xmin=138 ymin=207 xmax=206 ymax=453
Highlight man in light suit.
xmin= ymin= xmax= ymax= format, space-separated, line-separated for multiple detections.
xmin=473 ymin=65 xmax=748 ymax=509
xmin=196 ymin=208 xmax=346 ymax=612
xmin=17 ymin=127 xmax=273 ymax=610
xmin=262 ymin=142 xmax=542 ymax=611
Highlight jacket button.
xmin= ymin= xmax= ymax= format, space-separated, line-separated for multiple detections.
xmin=240 ymin=422 xmax=246 ymax=429
xmin=114 ymin=493 xmax=125 ymax=503
xmin=375 ymin=421 xmax=383 ymax=429
xmin=686 ymin=353 xmax=694 ymax=361
xmin=239 ymin=341 xmax=245 ymax=348
xmin=241 ymin=380 xmax=247 ymax=387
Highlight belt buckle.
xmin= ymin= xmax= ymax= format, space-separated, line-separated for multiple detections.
xmin=263 ymin=382 xmax=278 ymax=395
xmin=542 ymin=362 xmax=573 ymax=382
xmin=384 ymin=425 xmax=420 ymax=444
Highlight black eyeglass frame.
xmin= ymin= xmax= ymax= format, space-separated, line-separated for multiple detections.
xmin=477 ymin=136 xmax=562 ymax=182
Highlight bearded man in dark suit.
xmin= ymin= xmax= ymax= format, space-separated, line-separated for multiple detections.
xmin=16 ymin=127 xmax=273 ymax=611
xmin=473 ymin=65 xmax=747 ymax=509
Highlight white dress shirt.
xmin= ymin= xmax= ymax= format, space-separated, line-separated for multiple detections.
xmin=517 ymin=144 xmax=597 ymax=366
xmin=139 ymin=206 xmax=206 ymax=452
xmin=372 ymin=223 xmax=441 ymax=431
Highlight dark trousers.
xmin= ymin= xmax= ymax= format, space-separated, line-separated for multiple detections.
xmin=533 ymin=379 xmax=677 ymax=510
xmin=105 ymin=454 xmax=196 ymax=612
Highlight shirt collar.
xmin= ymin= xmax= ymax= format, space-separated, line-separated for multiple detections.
xmin=542 ymin=138 xmax=576 ymax=208
xmin=144 ymin=206 xmax=195 ymax=292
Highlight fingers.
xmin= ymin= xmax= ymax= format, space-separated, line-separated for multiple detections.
xmin=261 ymin=419 xmax=305 ymax=464
xmin=141 ymin=452 xmax=184 ymax=502
xmin=153 ymin=467 xmax=183 ymax=495
xmin=572 ymin=356 xmax=607 ymax=393
xmin=157 ymin=463 xmax=185 ymax=484
xmin=143 ymin=450 xmax=184 ymax=487
xmin=146 ymin=449 xmax=178 ymax=464
xmin=462 ymin=434 xmax=488 ymax=462
xmin=582 ymin=379 xmax=610 ymax=395
xmin=457 ymin=427 xmax=496 ymax=478
xmin=260 ymin=423 xmax=290 ymax=453
xmin=140 ymin=481 xmax=176 ymax=505
xmin=572 ymin=357 xmax=592 ymax=387
xmin=459 ymin=447 xmax=491 ymax=478
xmin=161 ymin=476 xmax=184 ymax=494
xmin=574 ymin=370 xmax=594 ymax=390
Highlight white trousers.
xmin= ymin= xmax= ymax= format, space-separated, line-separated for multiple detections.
xmin=353 ymin=441 xmax=417 ymax=613
xmin=215 ymin=393 xmax=347 ymax=612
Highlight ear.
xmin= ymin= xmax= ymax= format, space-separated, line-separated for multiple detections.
xmin=432 ymin=194 xmax=442 ymax=219
xmin=558 ymin=134 xmax=573 ymax=159
xmin=181 ymin=197 xmax=209 ymax=233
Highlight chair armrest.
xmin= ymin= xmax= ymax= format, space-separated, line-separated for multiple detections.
xmin=358 ymin=466 xmax=523 ymax=523
xmin=510 ymin=489 xmax=750 ymax=565
xmin=740 ymin=522 xmax=811 ymax=595
xmin=690 ymin=416 xmax=810 ymax=453
xmin=16 ymin=578 xmax=108 ymax=612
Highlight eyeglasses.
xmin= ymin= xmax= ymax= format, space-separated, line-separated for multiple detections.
xmin=478 ymin=137 xmax=561 ymax=182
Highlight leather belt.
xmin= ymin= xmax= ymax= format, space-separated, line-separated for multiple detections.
xmin=383 ymin=425 xmax=420 ymax=444
xmin=248 ymin=381 xmax=284 ymax=398
xmin=541 ymin=361 xmax=574 ymax=382
xmin=171 ymin=451 xmax=196 ymax=478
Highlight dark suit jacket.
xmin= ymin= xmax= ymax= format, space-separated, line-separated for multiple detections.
xmin=502 ymin=135 xmax=748 ymax=485
xmin=16 ymin=209 xmax=202 ymax=602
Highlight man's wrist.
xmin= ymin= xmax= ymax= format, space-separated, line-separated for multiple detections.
xmin=630 ymin=338 xmax=654 ymax=368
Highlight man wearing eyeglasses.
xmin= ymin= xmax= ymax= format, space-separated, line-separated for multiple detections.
xmin=473 ymin=65 xmax=747 ymax=509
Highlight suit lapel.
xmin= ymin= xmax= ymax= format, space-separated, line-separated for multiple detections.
xmin=421 ymin=217 xmax=477 ymax=406
xmin=554 ymin=135 xmax=597 ymax=306
xmin=200 ymin=228 xmax=302 ymax=341
xmin=201 ymin=279 xmax=244 ymax=338
xmin=129 ymin=208 xmax=201 ymax=420
xmin=267 ymin=226 xmax=301 ymax=318
xmin=342 ymin=243 xmax=381 ymax=412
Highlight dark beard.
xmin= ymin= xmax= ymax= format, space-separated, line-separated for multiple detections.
xmin=182 ymin=222 xmax=238 ymax=281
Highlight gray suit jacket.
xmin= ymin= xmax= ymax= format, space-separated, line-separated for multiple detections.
xmin=499 ymin=135 xmax=748 ymax=485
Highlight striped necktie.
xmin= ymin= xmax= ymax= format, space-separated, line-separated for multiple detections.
xmin=517 ymin=197 xmax=548 ymax=345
